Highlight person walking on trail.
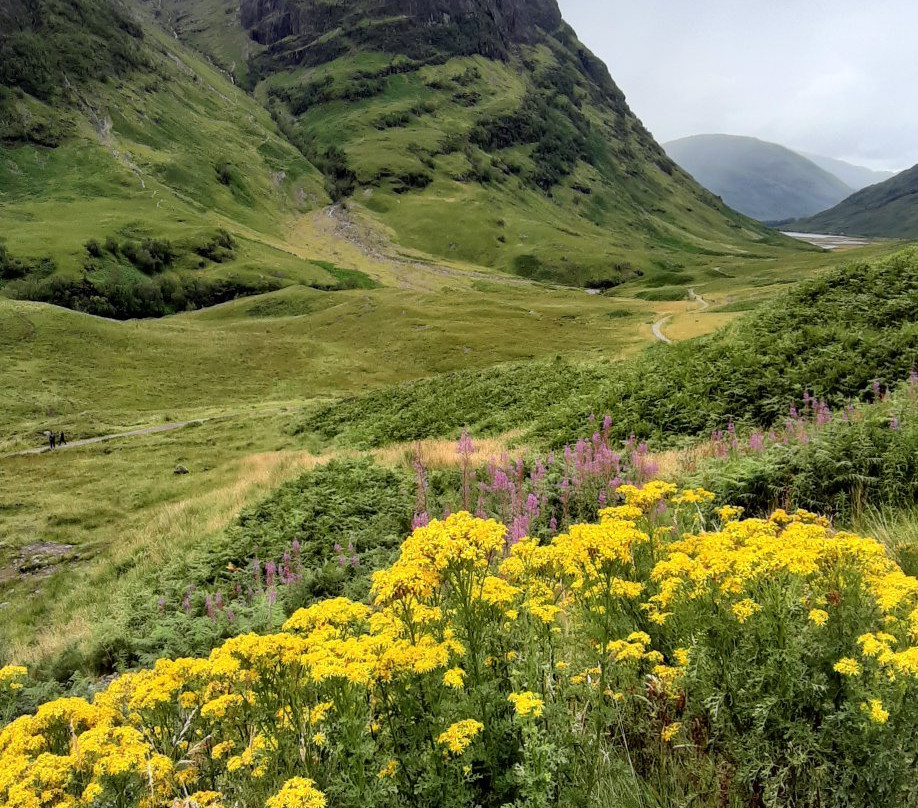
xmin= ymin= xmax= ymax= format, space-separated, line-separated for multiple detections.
xmin=48 ymin=431 xmax=56 ymax=450
xmin=58 ymin=431 xmax=67 ymax=446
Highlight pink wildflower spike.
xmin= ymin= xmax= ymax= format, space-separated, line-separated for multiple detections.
xmin=456 ymin=428 xmax=475 ymax=457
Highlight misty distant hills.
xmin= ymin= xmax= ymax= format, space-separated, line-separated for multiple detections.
xmin=797 ymin=152 xmax=896 ymax=192
xmin=664 ymin=134 xmax=854 ymax=223
xmin=789 ymin=163 xmax=918 ymax=239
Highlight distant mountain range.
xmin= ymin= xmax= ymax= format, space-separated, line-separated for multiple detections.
xmin=789 ymin=163 xmax=918 ymax=239
xmin=664 ymin=135 xmax=857 ymax=223
xmin=796 ymin=152 xmax=895 ymax=192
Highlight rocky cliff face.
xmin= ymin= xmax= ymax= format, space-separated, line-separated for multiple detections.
xmin=240 ymin=0 xmax=564 ymax=63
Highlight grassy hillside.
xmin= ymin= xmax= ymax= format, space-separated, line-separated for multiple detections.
xmin=791 ymin=162 xmax=918 ymax=238
xmin=0 ymin=0 xmax=339 ymax=316
xmin=665 ymin=134 xmax=854 ymax=222
xmin=303 ymin=246 xmax=918 ymax=448
xmin=136 ymin=0 xmax=801 ymax=287
xmin=0 ymin=241 xmax=898 ymax=670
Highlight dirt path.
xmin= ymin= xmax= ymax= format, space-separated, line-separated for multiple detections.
xmin=651 ymin=315 xmax=673 ymax=344
xmin=651 ymin=287 xmax=708 ymax=344
xmin=6 ymin=416 xmax=237 ymax=458
xmin=689 ymin=287 xmax=710 ymax=310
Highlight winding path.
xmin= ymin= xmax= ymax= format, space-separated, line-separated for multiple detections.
xmin=651 ymin=315 xmax=673 ymax=344
xmin=651 ymin=287 xmax=709 ymax=345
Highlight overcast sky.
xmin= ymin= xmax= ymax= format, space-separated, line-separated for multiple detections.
xmin=558 ymin=0 xmax=917 ymax=171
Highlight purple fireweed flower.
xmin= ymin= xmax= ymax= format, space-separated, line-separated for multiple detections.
xmin=214 ymin=592 xmax=223 ymax=610
xmin=891 ymin=416 xmax=900 ymax=430
xmin=456 ymin=428 xmax=475 ymax=457
xmin=182 ymin=591 xmax=192 ymax=613
xmin=267 ymin=587 xmax=277 ymax=607
xmin=525 ymin=493 xmax=540 ymax=518
xmin=265 ymin=561 xmax=276 ymax=588
xmin=491 ymin=469 xmax=511 ymax=492
xmin=226 ymin=609 xmax=235 ymax=623
xmin=205 ymin=595 xmax=216 ymax=622
xmin=507 ymin=515 xmax=530 ymax=545
xmin=157 ymin=597 xmax=166 ymax=612
xmin=291 ymin=539 xmax=301 ymax=556
xmin=598 ymin=490 xmax=607 ymax=508
xmin=549 ymin=516 xmax=558 ymax=533
xmin=749 ymin=432 xmax=765 ymax=452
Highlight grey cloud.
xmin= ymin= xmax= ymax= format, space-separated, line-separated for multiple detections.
xmin=558 ymin=0 xmax=918 ymax=171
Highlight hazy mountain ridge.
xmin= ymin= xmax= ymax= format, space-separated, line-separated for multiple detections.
xmin=797 ymin=151 xmax=896 ymax=192
xmin=664 ymin=134 xmax=853 ymax=223
xmin=790 ymin=162 xmax=918 ymax=239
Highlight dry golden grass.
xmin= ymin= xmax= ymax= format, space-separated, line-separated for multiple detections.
xmin=371 ymin=432 xmax=525 ymax=471
xmin=7 ymin=445 xmax=334 ymax=664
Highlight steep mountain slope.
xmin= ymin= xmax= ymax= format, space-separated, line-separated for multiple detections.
xmin=137 ymin=0 xmax=795 ymax=287
xmin=0 ymin=0 xmax=341 ymax=317
xmin=790 ymin=163 xmax=918 ymax=239
xmin=798 ymin=151 xmax=896 ymax=191
xmin=664 ymin=134 xmax=853 ymax=223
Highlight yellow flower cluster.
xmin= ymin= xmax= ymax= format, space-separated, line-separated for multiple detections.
xmin=0 ymin=665 xmax=26 ymax=691
xmin=437 ymin=719 xmax=484 ymax=754
xmin=266 ymin=777 xmax=327 ymax=808
xmin=508 ymin=691 xmax=544 ymax=718
xmin=863 ymin=699 xmax=890 ymax=725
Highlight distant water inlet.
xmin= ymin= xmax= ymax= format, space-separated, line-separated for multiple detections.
xmin=783 ymin=231 xmax=872 ymax=249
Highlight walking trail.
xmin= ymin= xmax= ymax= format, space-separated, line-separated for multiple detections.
xmin=651 ymin=287 xmax=709 ymax=345
xmin=6 ymin=415 xmax=240 ymax=458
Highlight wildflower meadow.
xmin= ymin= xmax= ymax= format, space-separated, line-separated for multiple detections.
xmin=3 ymin=482 xmax=917 ymax=808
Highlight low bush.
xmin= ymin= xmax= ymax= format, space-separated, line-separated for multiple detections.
xmin=688 ymin=380 xmax=918 ymax=522
xmin=69 ymin=460 xmax=415 ymax=674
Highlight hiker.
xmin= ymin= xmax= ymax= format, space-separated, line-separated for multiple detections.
xmin=48 ymin=431 xmax=56 ymax=450
xmin=59 ymin=431 xmax=67 ymax=446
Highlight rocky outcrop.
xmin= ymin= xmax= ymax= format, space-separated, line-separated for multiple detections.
xmin=239 ymin=0 xmax=564 ymax=59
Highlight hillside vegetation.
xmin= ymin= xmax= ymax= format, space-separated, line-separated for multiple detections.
xmin=0 ymin=0 xmax=337 ymax=317
xmin=791 ymin=162 xmax=918 ymax=238
xmin=3 ymin=488 xmax=917 ymax=807
xmin=665 ymin=134 xmax=854 ymax=222
xmin=303 ymin=247 xmax=918 ymax=448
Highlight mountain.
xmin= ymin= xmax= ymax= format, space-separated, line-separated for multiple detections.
xmin=797 ymin=151 xmax=896 ymax=192
xmin=0 ymin=0 xmax=347 ymax=318
xmin=664 ymin=134 xmax=854 ymax=223
xmin=789 ymin=163 xmax=918 ymax=239
xmin=0 ymin=0 xmax=798 ymax=316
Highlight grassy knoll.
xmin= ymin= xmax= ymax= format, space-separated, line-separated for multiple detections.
xmin=0 ymin=277 xmax=661 ymax=452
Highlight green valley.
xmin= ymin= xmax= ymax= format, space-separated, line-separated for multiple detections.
xmin=2 ymin=1 xmax=918 ymax=807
